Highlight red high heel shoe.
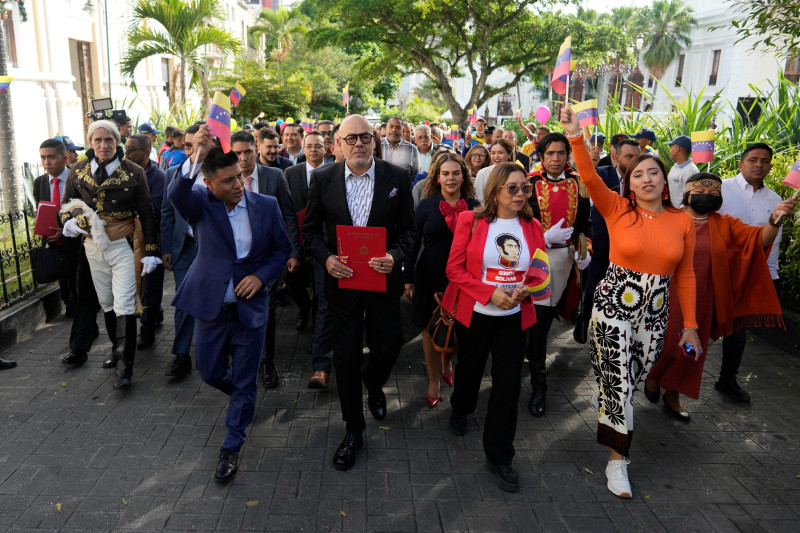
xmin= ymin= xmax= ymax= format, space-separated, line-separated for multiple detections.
xmin=440 ymin=353 xmax=454 ymax=387
xmin=426 ymin=394 xmax=441 ymax=408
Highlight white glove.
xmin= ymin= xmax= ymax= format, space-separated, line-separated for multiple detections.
xmin=140 ymin=256 xmax=163 ymax=276
xmin=575 ymin=250 xmax=591 ymax=270
xmin=62 ymin=218 xmax=88 ymax=238
xmin=543 ymin=218 xmax=573 ymax=247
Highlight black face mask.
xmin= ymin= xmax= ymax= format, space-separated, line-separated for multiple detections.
xmin=688 ymin=193 xmax=722 ymax=214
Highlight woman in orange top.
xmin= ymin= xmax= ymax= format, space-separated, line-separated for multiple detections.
xmin=561 ymin=106 xmax=701 ymax=499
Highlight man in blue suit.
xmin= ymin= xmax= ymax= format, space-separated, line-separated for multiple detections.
xmin=169 ymin=125 xmax=291 ymax=483
xmin=160 ymin=124 xmax=201 ymax=377
xmin=574 ymin=139 xmax=641 ymax=342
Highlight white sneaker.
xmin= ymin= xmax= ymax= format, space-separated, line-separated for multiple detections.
xmin=605 ymin=459 xmax=632 ymax=498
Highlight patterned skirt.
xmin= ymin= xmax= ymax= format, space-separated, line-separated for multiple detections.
xmin=589 ymin=263 xmax=671 ymax=457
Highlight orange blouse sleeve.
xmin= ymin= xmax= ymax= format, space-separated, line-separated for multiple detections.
xmin=569 ymin=136 xmax=624 ymax=219
xmin=673 ymin=214 xmax=697 ymax=329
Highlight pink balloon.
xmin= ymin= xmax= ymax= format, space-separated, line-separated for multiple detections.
xmin=535 ymin=106 xmax=551 ymax=124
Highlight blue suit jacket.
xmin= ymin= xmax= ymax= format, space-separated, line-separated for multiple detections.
xmin=591 ymin=165 xmax=622 ymax=264
xmin=168 ymin=173 xmax=291 ymax=328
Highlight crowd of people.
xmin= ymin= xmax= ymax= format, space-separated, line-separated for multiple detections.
xmin=14 ymin=103 xmax=797 ymax=496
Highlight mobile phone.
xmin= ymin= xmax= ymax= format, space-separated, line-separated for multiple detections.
xmin=682 ymin=343 xmax=696 ymax=358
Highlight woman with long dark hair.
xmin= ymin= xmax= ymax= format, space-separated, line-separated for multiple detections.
xmin=443 ymin=163 xmax=550 ymax=492
xmin=561 ymin=106 xmax=701 ymax=498
xmin=404 ymin=153 xmax=478 ymax=406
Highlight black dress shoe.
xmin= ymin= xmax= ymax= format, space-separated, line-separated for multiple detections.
xmin=136 ymin=331 xmax=155 ymax=350
xmin=0 ymin=358 xmax=17 ymax=370
xmin=296 ymin=313 xmax=310 ymax=332
xmin=61 ymin=351 xmax=88 ymax=367
xmin=332 ymin=433 xmax=363 ymax=471
xmin=114 ymin=366 xmax=133 ymax=390
xmin=663 ymin=401 xmax=691 ymax=422
xmin=528 ymin=390 xmax=546 ymax=417
xmin=487 ymin=461 xmax=519 ymax=492
xmin=367 ymin=390 xmax=387 ymax=420
xmin=715 ymin=379 xmax=751 ymax=403
xmin=643 ymin=386 xmax=661 ymax=404
xmin=102 ymin=351 xmax=121 ymax=369
xmin=165 ymin=353 xmax=192 ymax=377
xmin=215 ymin=447 xmax=239 ymax=482
xmin=260 ymin=361 xmax=279 ymax=389
xmin=449 ymin=411 xmax=466 ymax=436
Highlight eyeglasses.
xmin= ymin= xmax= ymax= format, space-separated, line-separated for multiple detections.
xmin=501 ymin=183 xmax=533 ymax=196
xmin=342 ymin=133 xmax=374 ymax=145
xmin=471 ymin=153 xmax=486 ymax=159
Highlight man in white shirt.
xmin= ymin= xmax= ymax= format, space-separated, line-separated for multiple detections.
xmin=716 ymin=143 xmax=783 ymax=403
xmin=413 ymin=124 xmax=436 ymax=174
xmin=381 ymin=116 xmax=419 ymax=175
xmin=666 ymin=135 xmax=700 ymax=207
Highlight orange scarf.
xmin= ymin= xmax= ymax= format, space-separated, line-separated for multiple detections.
xmin=707 ymin=212 xmax=784 ymax=339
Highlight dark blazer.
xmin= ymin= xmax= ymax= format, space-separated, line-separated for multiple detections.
xmin=515 ymin=150 xmax=531 ymax=172
xmin=591 ymin=165 xmax=622 ymax=263
xmin=144 ymin=161 xmax=166 ymax=223
xmin=33 ymin=173 xmax=54 ymax=204
xmin=302 ymin=159 xmax=416 ymax=304
xmin=160 ymin=166 xmax=189 ymax=262
xmin=168 ymin=173 xmax=291 ymax=328
xmin=284 ymin=162 xmax=311 ymax=212
xmin=254 ymin=165 xmax=302 ymax=260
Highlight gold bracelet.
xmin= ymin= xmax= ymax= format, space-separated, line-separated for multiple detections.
xmin=565 ymin=130 xmax=584 ymax=139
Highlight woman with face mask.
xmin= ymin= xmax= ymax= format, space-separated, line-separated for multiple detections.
xmin=645 ymin=172 xmax=797 ymax=421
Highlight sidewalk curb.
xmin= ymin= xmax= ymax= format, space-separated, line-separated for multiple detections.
xmin=0 ymin=285 xmax=62 ymax=350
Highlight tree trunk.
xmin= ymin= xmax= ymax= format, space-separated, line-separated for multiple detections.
xmin=169 ymin=63 xmax=180 ymax=110
xmin=0 ymin=20 xmax=22 ymax=212
xmin=191 ymin=64 xmax=210 ymax=109
xmin=179 ymin=60 xmax=187 ymax=105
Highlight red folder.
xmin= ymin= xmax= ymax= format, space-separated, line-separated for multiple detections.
xmin=34 ymin=202 xmax=59 ymax=238
xmin=296 ymin=208 xmax=306 ymax=246
xmin=336 ymin=225 xmax=387 ymax=292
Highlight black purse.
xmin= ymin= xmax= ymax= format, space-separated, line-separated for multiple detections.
xmin=31 ymin=245 xmax=67 ymax=284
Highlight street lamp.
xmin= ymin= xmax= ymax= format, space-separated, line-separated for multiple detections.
xmin=82 ymin=0 xmax=112 ymax=101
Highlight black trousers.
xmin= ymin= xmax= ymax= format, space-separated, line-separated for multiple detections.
xmin=526 ymin=305 xmax=556 ymax=390
xmin=286 ymin=260 xmax=312 ymax=318
xmin=69 ymin=244 xmax=100 ymax=355
xmin=450 ymin=312 xmax=527 ymax=465
xmin=330 ymin=292 xmax=404 ymax=434
xmin=140 ymin=264 xmax=165 ymax=333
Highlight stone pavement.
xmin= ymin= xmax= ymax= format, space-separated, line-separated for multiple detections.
xmin=1 ymin=279 xmax=799 ymax=532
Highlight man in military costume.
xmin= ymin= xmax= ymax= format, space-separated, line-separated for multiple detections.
xmin=60 ymin=120 xmax=161 ymax=391
xmin=526 ymin=132 xmax=592 ymax=416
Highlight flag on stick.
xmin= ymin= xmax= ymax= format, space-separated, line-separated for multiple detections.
xmin=513 ymin=108 xmax=522 ymax=119
xmin=0 ymin=76 xmax=14 ymax=92
xmin=784 ymin=160 xmax=800 ymax=189
xmin=208 ymin=91 xmax=232 ymax=153
xmin=525 ymin=248 xmax=552 ymax=303
xmin=572 ymin=99 xmax=598 ymax=128
xmin=551 ymin=37 xmax=571 ymax=95
xmin=468 ymin=107 xmax=477 ymax=123
xmin=229 ymin=83 xmax=246 ymax=106
xmin=342 ymin=82 xmax=350 ymax=107
xmin=691 ymin=130 xmax=715 ymax=163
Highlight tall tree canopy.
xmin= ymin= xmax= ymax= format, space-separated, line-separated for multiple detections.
xmin=724 ymin=0 xmax=800 ymax=55
xmin=303 ymin=0 xmax=629 ymax=123
xmin=633 ymin=0 xmax=696 ymax=84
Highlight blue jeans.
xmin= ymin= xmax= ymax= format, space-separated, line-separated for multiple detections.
xmin=720 ymin=328 xmax=747 ymax=382
xmin=171 ymin=238 xmax=197 ymax=356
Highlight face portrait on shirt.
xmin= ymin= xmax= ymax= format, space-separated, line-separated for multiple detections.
xmin=496 ymin=234 xmax=521 ymax=268
xmin=232 ymin=140 xmax=257 ymax=176
xmin=204 ymin=161 xmax=245 ymax=210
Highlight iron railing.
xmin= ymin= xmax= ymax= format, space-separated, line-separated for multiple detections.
xmin=0 ymin=208 xmax=43 ymax=309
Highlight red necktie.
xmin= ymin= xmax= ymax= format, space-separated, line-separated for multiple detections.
xmin=51 ymin=177 xmax=61 ymax=211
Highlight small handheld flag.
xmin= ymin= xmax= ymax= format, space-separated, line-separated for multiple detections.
xmin=468 ymin=107 xmax=477 ymax=124
xmin=342 ymin=82 xmax=350 ymax=107
xmin=551 ymin=37 xmax=571 ymax=95
xmin=229 ymin=83 xmax=246 ymax=106
xmin=784 ymin=160 xmax=800 ymax=189
xmin=525 ymin=248 xmax=552 ymax=303
xmin=0 ymin=76 xmax=13 ymax=92
xmin=513 ymin=108 xmax=522 ymax=119
xmin=256 ymin=111 xmax=265 ymax=120
xmin=690 ymin=130 xmax=715 ymax=164
xmin=572 ymin=99 xmax=598 ymax=128
xmin=208 ymin=91 xmax=232 ymax=153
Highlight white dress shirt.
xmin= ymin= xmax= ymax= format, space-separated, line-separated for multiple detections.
xmin=180 ymin=159 xmax=207 ymax=238
xmin=90 ymin=157 xmax=121 ymax=177
xmin=344 ymin=158 xmax=376 ymax=227
xmin=718 ymin=173 xmax=782 ymax=279
xmin=305 ymin=161 xmax=319 ymax=187
xmin=48 ymin=167 xmax=69 ymax=202
xmin=222 ymin=193 xmax=252 ymax=303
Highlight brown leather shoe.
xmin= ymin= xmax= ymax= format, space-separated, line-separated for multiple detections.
xmin=308 ymin=370 xmax=329 ymax=389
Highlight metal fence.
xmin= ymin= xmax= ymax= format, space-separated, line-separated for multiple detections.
xmin=0 ymin=208 xmax=43 ymax=309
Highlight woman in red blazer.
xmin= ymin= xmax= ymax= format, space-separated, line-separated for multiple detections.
xmin=443 ymin=162 xmax=549 ymax=493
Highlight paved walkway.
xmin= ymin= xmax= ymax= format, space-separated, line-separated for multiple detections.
xmin=1 ymin=279 xmax=799 ymax=532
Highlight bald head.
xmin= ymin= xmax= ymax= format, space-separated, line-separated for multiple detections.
xmin=337 ymin=114 xmax=374 ymax=172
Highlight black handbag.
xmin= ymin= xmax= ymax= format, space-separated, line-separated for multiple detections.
xmin=31 ymin=245 xmax=67 ymax=284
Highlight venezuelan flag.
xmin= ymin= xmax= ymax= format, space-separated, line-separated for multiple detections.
xmin=691 ymin=130 xmax=715 ymax=163
xmin=468 ymin=107 xmax=477 ymax=123
xmin=572 ymin=99 xmax=598 ymax=128
xmin=0 ymin=76 xmax=13 ymax=92
xmin=208 ymin=91 xmax=232 ymax=153
xmin=513 ymin=108 xmax=522 ymax=119
xmin=342 ymin=82 xmax=349 ymax=106
xmin=784 ymin=160 xmax=800 ymax=189
xmin=551 ymin=37 xmax=571 ymax=95
xmin=525 ymin=248 xmax=551 ymax=303
xmin=229 ymin=82 xmax=246 ymax=106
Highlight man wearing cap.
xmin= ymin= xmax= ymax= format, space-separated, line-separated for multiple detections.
xmin=634 ymin=128 xmax=658 ymax=157
xmin=55 ymin=136 xmax=85 ymax=167
xmin=666 ymin=135 xmax=699 ymax=207
xmin=138 ymin=123 xmax=163 ymax=162
xmin=589 ymin=133 xmax=606 ymax=168
xmin=597 ymin=133 xmax=628 ymax=167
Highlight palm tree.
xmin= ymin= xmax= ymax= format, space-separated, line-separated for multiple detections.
xmin=121 ymin=0 xmax=240 ymax=108
xmin=0 ymin=14 xmax=22 ymax=211
xmin=601 ymin=7 xmax=639 ymax=35
xmin=633 ymin=0 xmax=696 ymax=93
xmin=576 ymin=7 xmax=601 ymax=25
xmin=250 ymin=8 xmax=307 ymax=87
